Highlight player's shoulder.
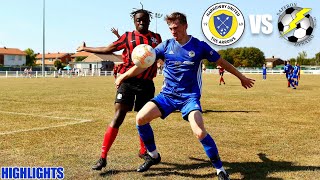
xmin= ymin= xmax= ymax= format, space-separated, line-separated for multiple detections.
xmin=190 ymin=36 xmax=210 ymax=47
xmin=153 ymin=31 xmax=162 ymax=37
xmin=160 ymin=38 xmax=175 ymax=46
xmin=148 ymin=30 xmax=162 ymax=37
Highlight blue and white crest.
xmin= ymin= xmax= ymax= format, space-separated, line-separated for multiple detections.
xmin=214 ymin=14 xmax=232 ymax=36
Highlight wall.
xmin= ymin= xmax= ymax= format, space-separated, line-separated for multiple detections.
xmin=4 ymin=55 xmax=26 ymax=66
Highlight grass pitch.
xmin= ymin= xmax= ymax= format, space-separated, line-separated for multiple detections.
xmin=0 ymin=74 xmax=319 ymax=179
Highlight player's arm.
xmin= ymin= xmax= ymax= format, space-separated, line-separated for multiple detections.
xmin=77 ymin=41 xmax=117 ymax=54
xmin=114 ymin=66 xmax=147 ymax=88
xmin=216 ymin=58 xmax=255 ymax=89
xmin=111 ymin=27 xmax=121 ymax=38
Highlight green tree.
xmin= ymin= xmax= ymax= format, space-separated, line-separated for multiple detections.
xmin=315 ymin=52 xmax=320 ymax=66
xmin=75 ymin=56 xmax=86 ymax=62
xmin=202 ymin=47 xmax=265 ymax=68
xmin=230 ymin=48 xmax=243 ymax=67
xmin=54 ymin=60 xmax=63 ymax=70
xmin=24 ymin=48 xmax=36 ymax=66
xmin=246 ymin=47 xmax=265 ymax=67
xmin=289 ymin=58 xmax=296 ymax=65
xmin=297 ymin=51 xmax=307 ymax=65
xmin=218 ymin=48 xmax=234 ymax=64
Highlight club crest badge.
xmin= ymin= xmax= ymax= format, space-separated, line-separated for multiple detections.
xmin=201 ymin=2 xmax=245 ymax=46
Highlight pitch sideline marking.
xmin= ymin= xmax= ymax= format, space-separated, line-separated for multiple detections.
xmin=0 ymin=110 xmax=94 ymax=135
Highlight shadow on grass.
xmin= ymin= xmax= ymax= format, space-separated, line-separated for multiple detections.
xmin=183 ymin=153 xmax=320 ymax=179
xmin=99 ymin=169 xmax=136 ymax=177
xmin=100 ymin=153 xmax=320 ymax=179
xmin=202 ymin=109 xmax=260 ymax=113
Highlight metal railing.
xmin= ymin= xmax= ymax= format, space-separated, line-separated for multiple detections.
xmin=1 ymin=68 xmax=320 ymax=78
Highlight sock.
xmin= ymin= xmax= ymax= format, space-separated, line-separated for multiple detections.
xmin=216 ymin=167 xmax=226 ymax=175
xmin=137 ymin=123 xmax=156 ymax=152
xmin=100 ymin=126 xmax=119 ymax=159
xmin=289 ymin=79 xmax=295 ymax=88
xmin=200 ymin=134 xmax=223 ymax=169
xmin=139 ymin=136 xmax=147 ymax=155
xmin=287 ymin=81 xmax=290 ymax=87
xmin=148 ymin=149 xmax=159 ymax=159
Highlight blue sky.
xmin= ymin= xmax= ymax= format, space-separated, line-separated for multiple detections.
xmin=0 ymin=0 xmax=319 ymax=60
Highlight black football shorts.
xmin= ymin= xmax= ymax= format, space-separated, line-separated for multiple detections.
xmin=115 ymin=78 xmax=155 ymax=111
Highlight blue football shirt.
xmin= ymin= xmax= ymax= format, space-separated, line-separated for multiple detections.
xmin=155 ymin=36 xmax=220 ymax=98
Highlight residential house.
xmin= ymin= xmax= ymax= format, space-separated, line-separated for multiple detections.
xmin=0 ymin=47 xmax=27 ymax=66
xmin=70 ymin=51 xmax=91 ymax=62
xmin=73 ymin=53 xmax=122 ymax=72
xmin=265 ymin=56 xmax=285 ymax=68
xmin=35 ymin=52 xmax=71 ymax=67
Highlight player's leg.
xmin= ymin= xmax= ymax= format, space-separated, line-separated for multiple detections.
xmin=221 ymin=72 xmax=225 ymax=84
xmin=135 ymin=80 xmax=156 ymax=158
xmin=136 ymin=94 xmax=175 ymax=172
xmin=294 ymin=74 xmax=299 ymax=86
xmin=136 ymin=101 xmax=162 ymax=172
xmin=286 ymin=74 xmax=290 ymax=87
xmin=92 ymin=83 xmax=134 ymax=170
xmin=288 ymin=76 xmax=296 ymax=89
xmin=188 ymin=110 xmax=229 ymax=179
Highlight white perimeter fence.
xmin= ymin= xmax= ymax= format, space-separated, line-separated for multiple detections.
xmin=0 ymin=69 xmax=320 ymax=78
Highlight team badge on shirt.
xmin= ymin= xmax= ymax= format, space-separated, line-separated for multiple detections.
xmin=188 ymin=51 xmax=195 ymax=57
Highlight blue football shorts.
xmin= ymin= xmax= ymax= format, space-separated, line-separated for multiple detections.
xmin=151 ymin=93 xmax=202 ymax=121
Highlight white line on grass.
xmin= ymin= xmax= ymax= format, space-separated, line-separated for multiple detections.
xmin=0 ymin=110 xmax=94 ymax=135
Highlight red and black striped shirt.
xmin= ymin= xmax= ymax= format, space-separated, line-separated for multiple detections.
xmin=113 ymin=30 xmax=162 ymax=80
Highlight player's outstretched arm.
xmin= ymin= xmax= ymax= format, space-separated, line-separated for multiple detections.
xmin=216 ymin=58 xmax=255 ymax=89
xmin=111 ymin=27 xmax=121 ymax=38
xmin=76 ymin=41 xmax=117 ymax=54
xmin=114 ymin=66 xmax=148 ymax=88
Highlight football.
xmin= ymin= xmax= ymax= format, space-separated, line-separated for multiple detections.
xmin=278 ymin=7 xmax=314 ymax=43
xmin=131 ymin=44 xmax=156 ymax=68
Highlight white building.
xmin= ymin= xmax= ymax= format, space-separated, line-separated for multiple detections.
xmin=0 ymin=47 xmax=27 ymax=66
xmin=73 ymin=53 xmax=122 ymax=72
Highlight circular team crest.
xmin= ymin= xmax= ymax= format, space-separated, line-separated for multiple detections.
xmin=277 ymin=7 xmax=315 ymax=43
xmin=201 ymin=2 xmax=245 ymax=46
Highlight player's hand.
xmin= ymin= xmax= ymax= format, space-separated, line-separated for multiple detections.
xmin=115 ymin=74 xmax=125 ymax=89
xmin=111 ymin=27 xmax=120 ymax=38
xmin=76 ymin=42 xmax=86 ymax=52
xmin=240 ymin=76 xmax=255 ymax=89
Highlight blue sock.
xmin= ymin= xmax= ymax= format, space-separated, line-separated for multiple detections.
xmin=137 ymin=123 xmax=156 ymax=152
xmin=289 ymin=79 xmax=295 ymax=87
xmin=200 ymin=134 xmax=223 ymax=169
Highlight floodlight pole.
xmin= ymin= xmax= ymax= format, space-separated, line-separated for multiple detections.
xmin=42 ymin=0 xmax=46 ymax=76
xmin=155 ymin=13 xmax=163 ymax=34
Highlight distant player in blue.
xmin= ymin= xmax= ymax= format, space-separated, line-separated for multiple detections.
xmin=262 ymin=64 xmax=267 ymax=80
xmin=115 ymin=12 xmax=255 ymax=180
xmin=293 ymin=62 xmax=300 ymax=86
xmin=284 ymin=61 xmax=294 ymax=88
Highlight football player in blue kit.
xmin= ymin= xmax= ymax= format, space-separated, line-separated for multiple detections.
xmin=293 ymin=62 xmax=300 ymax=86
xmin=284 ymin=61 xmax=293 ymax=87
xmin=115 ymin=12 xmax=255 ymax=180
xmin=284 ymin=61 xmax=296 ymax=89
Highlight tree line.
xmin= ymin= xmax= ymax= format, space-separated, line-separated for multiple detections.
xmin=203 ymin=47 xmax=320 ymax=68
xmin=24 ymin=47 xmax=320 ymax=68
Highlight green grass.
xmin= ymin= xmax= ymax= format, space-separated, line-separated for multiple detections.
xmin=0 ymin=74 xmax=319 ymax=179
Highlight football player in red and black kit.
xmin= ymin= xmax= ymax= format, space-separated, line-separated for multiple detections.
xmin=77 ymin=8 xmax=162 ymax=170
xmin=217 ymin=65 xmax=225 ymax=85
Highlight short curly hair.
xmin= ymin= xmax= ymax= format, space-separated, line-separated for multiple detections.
xmin=130 ymin=9 xmax=153 ymax=20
